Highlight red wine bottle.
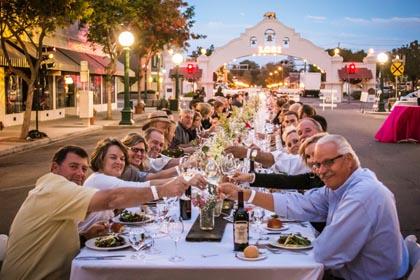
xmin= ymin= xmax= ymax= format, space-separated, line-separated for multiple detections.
xmin=179 ymin=186 xmax=191 ymax=220
xmin=233 ymin=190 xmax=249 ymax=251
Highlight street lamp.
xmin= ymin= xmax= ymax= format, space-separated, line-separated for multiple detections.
xmin=377 ymin=52 xmax=388 ymax=112
xmin=172 ymin=53 xmax=183 ymax=111
xmin=118 ymin=31 xmax=134 ymax=125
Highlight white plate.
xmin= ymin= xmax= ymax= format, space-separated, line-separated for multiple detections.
xmin=112 ymin=214 xmax=154 ymax=225
xmin=269 ymin=240 xmax=313 ymax=250
xmin=235 ymin=252 xmax=268 ymax=261
xmin=85 ymin=236 xmax=130 ymax=251
xmin=265 ymin=225 xmax=289 ymax=231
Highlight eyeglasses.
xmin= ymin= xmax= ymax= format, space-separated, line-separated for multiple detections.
xmin=129 ymin=147 xmax=146 ymax=154
xmin=286 ymin=139 xmax=299 ymax=147
xmin=312 ymin=154 xmax=344 ymax=169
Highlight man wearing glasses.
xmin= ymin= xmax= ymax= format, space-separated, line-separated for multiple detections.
xmin=219 ymin=134 xmax=408 ymax=279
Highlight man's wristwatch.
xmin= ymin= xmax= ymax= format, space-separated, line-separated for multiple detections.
xmin=250 ymin=149 xmax=258 ymax=161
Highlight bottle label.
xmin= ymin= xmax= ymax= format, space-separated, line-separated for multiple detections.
xmin=234 ymin=221 xmax=248 ymax=243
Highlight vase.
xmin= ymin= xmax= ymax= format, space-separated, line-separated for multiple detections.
xmin=200 ymin=207 xmax=215 ymax=231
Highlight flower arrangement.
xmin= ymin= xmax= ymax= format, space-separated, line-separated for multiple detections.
xmin=192 ymin=185 xmax=217 ymax=211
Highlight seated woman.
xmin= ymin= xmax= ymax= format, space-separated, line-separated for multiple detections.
xmin=79 ymin=137 xmax=207 ymax=231
xmin=120 ymin=132 xmax=180 ymax=182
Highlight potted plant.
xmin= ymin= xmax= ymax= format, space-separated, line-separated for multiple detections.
xmin=135 ymin=100 xmax=145 ymax=114
xmin=90 ymin=108 xmax=97 ymax=125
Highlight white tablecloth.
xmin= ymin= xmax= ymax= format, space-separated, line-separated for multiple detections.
xmin=71 ymin=206 xmax=324 ymax=280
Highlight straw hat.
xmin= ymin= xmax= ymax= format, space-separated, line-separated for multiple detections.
xmin=141 ymin=111 xmax=173 ymax=131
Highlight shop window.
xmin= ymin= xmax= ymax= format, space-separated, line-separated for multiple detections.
xmin=102 ymin=76 xmax=116 ymax=103
xmin=90 ymin=75 xmax=102 ymax=104
xmin=56 ymin=75 xmax=75 ymax=108
xmin=5 ymin=72 xmax=24 ymax=114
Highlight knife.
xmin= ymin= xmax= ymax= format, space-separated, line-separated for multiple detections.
xmin=75 ymin=255 xmax=125 ymax=260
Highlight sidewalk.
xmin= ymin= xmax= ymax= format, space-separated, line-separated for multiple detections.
xmin=0 ymin=108 xmax=159 ymax=157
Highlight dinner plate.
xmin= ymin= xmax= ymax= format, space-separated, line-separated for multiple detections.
xmin=264 ymin=225 xmax=289 ymax=231
xmin=235 ymin=252 xmax=268 ymax=261
xmin=269 ymin=240 xmax=313 ymax=250
xmin=85 ymin=236 xmax=130 ymax=251
xmin=112 ymin=214 xmax=154 ymax=225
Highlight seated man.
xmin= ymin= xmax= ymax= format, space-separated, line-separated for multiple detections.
xmin=0 ymin=145 xmax=192 ymax=280
xmin=142 ymin=111 xmax=175 ymax=148
xmin=219 ymin=134 xmax=408 ymax=279
xmin=170 ymin=109 xmax=196 ymax=151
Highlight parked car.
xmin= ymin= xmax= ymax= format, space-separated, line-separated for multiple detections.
xmin=400 ymin=90 xmax=419 ymax=101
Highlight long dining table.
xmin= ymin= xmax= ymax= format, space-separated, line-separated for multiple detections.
xmin=70 ymin=205 xmax=324 ymax=280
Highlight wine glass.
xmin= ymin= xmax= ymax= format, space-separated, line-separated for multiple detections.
xmin=253 ymin=207 xmax=265 ymax=238
xmin=220 ymin=153 xmax=237 ymax=180
xmin=167 ymin=216 xmax=185 ymax=262
xmin=128 ymin=227 xmax=146 ymax=260
xmin=205 ymin=158 xmax=219 ymax=185
xmin=144 ymin=219 xmax=161 ymax=254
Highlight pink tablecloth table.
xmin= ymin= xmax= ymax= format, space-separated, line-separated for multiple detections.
xmin=375 ymin=105 xmax=420 ymax=143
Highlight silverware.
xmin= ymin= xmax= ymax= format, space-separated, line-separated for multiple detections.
xmin=266 ymin=247 xmax=308 ymax=255
xmin=201 ymin=254 xmax=218 ymax=258
xmin=75 ymin=255 xmax=125 ymax=260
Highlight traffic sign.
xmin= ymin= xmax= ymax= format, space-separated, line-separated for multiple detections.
xmin=390 ymin=62 xmax=404 ymax=76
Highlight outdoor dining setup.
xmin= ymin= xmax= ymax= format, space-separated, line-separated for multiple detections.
xmin=70 ymin=92 xmax=324 ymax=280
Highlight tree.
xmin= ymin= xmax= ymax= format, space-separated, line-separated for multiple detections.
xmin=0 ymin=0 xmax=91 ymax=139
xmin=130 ymin=0 xmax=205 ymax=106
xmin=326 ymin=48 xmax=367 ymax=62
xmin=80 ymin=0 xmax=136 ymax=119
xmin=189 ymin=44 xmax=215 ymax=58
xmin=392 ymin=40 xmax=420 ymax=90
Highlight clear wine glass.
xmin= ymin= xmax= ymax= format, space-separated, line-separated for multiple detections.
xmin=253 ymin=207 xmax=265 ymax=238
xmin=128 ymin=227 xmax=146 ymax=260
xmin=221 ymin=153 xmax=236 ymax=180
xmin=144 ymin=219 xmax=161 ymax=254
xmin=167 ymin=216 xmax=185 ymax=262
xmin=205 ymin=158 xmax=219 ymax=185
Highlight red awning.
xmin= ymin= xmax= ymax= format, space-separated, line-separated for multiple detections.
xmin=338 ymin=67 xmax=373 ymax=80
xmin=169 ymin=67 xmax=202 ymax=80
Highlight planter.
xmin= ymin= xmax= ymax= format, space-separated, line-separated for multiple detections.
xmin=200 ymin=207 xmax=215 ymax=231
xmin=90 ymin=117 xmax=95 ymax=125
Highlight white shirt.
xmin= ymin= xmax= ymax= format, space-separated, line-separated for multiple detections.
xmin=78 ymin=173 xmax=150 ymax=231
xmin=270 ymin=150 xmax=311 ymax=175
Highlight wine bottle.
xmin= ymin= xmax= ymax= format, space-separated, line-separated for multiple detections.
xmin=179 ymin=186 xmax=191 ymax=220
xmin=233 ymin=190 xmax=249 ymax=251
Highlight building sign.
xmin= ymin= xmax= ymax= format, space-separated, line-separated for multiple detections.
xmin=258 ymin=45 xmax=282 ymax=54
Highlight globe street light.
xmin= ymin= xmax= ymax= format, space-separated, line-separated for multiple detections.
xmin=377 ymin=52 xmax=388 ymax=112
xmin=118 ymin=31 xmax=134 ymax=125
xmin=172 ymin=53 xmax=183 ymax=111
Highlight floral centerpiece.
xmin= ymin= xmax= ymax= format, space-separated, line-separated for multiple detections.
xmin=192 ymin=185 xmax=218 ymax=230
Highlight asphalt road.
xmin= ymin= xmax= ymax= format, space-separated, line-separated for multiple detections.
xmin=1 ymin=98 xmax=419 ymax=238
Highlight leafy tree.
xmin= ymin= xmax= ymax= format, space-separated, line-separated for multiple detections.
xmin=130 ymin=0 xmax=205 ymax=105
xmin=0 ymin=0 xmax=91 ymax=139
xmin=392 ymin=40 xmax=420 ymax=90
xmin=326 ymin=48 xmax=367 ymax=62
xmin=80 ymin=0 xmax=136 ymax=119
xmin=189 ymin=44 xmax=215 ymax=58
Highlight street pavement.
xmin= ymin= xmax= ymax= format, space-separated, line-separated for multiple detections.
xmin=0 ymin=98 xmax=419 ymax=239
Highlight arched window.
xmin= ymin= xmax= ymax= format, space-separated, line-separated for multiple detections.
xmin=250 ymin=36 xmax=257 ymax=48
xmin=264 ymin=29 xmax=276 ymax=45
xmin=282 ymin=37 xmax=290 ymax=48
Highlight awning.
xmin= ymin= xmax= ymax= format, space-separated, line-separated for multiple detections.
xmin=338 ymin=67 xmax=373 ymax=80
xmin=0 ymin=42 xmax=29 ymax=68
xmin=87 ymin=53 xmax=131 ymax=77
xmin=59 ymin=48 xmax=106 ymax=74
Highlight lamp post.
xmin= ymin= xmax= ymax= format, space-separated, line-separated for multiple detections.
xmin=172 ymin=53 xmax=183 ymax=111
xmin=377 ymin=52 xmax=388 ymax=112
xmin=118 ymin=31 xmax=134 ymax=125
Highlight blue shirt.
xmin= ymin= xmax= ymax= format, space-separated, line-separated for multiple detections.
xmin=273 ymin=167 xmax=408 ymax=279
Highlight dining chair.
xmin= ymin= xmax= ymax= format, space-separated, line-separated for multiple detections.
xmin=405 ymin=235 xmax=420 ymax=280
xmin=0 ymin=234 xmax=8 ymax=261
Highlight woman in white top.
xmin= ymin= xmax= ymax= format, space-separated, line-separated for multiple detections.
xmin=79 ymin=137 xmax=207 ymax=231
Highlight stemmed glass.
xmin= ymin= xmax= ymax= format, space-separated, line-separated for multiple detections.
xmin=205 ymin=158 xmax=219 ymax=185
xmin=144 ymin=219 xmax=161 ymax=254
xmin=220 ymin=153 xmax=237 ymax=180
xmin=167 ymin=216 xmax=185 ymax=262
xmin=128 ymin=227 xmax=146 ymax=260
xmin=253 ymin=207 xmax=265 ymax=238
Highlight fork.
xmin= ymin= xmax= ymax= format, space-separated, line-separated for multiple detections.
xmin=267 ymin=247 xmax=308 ymax=255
